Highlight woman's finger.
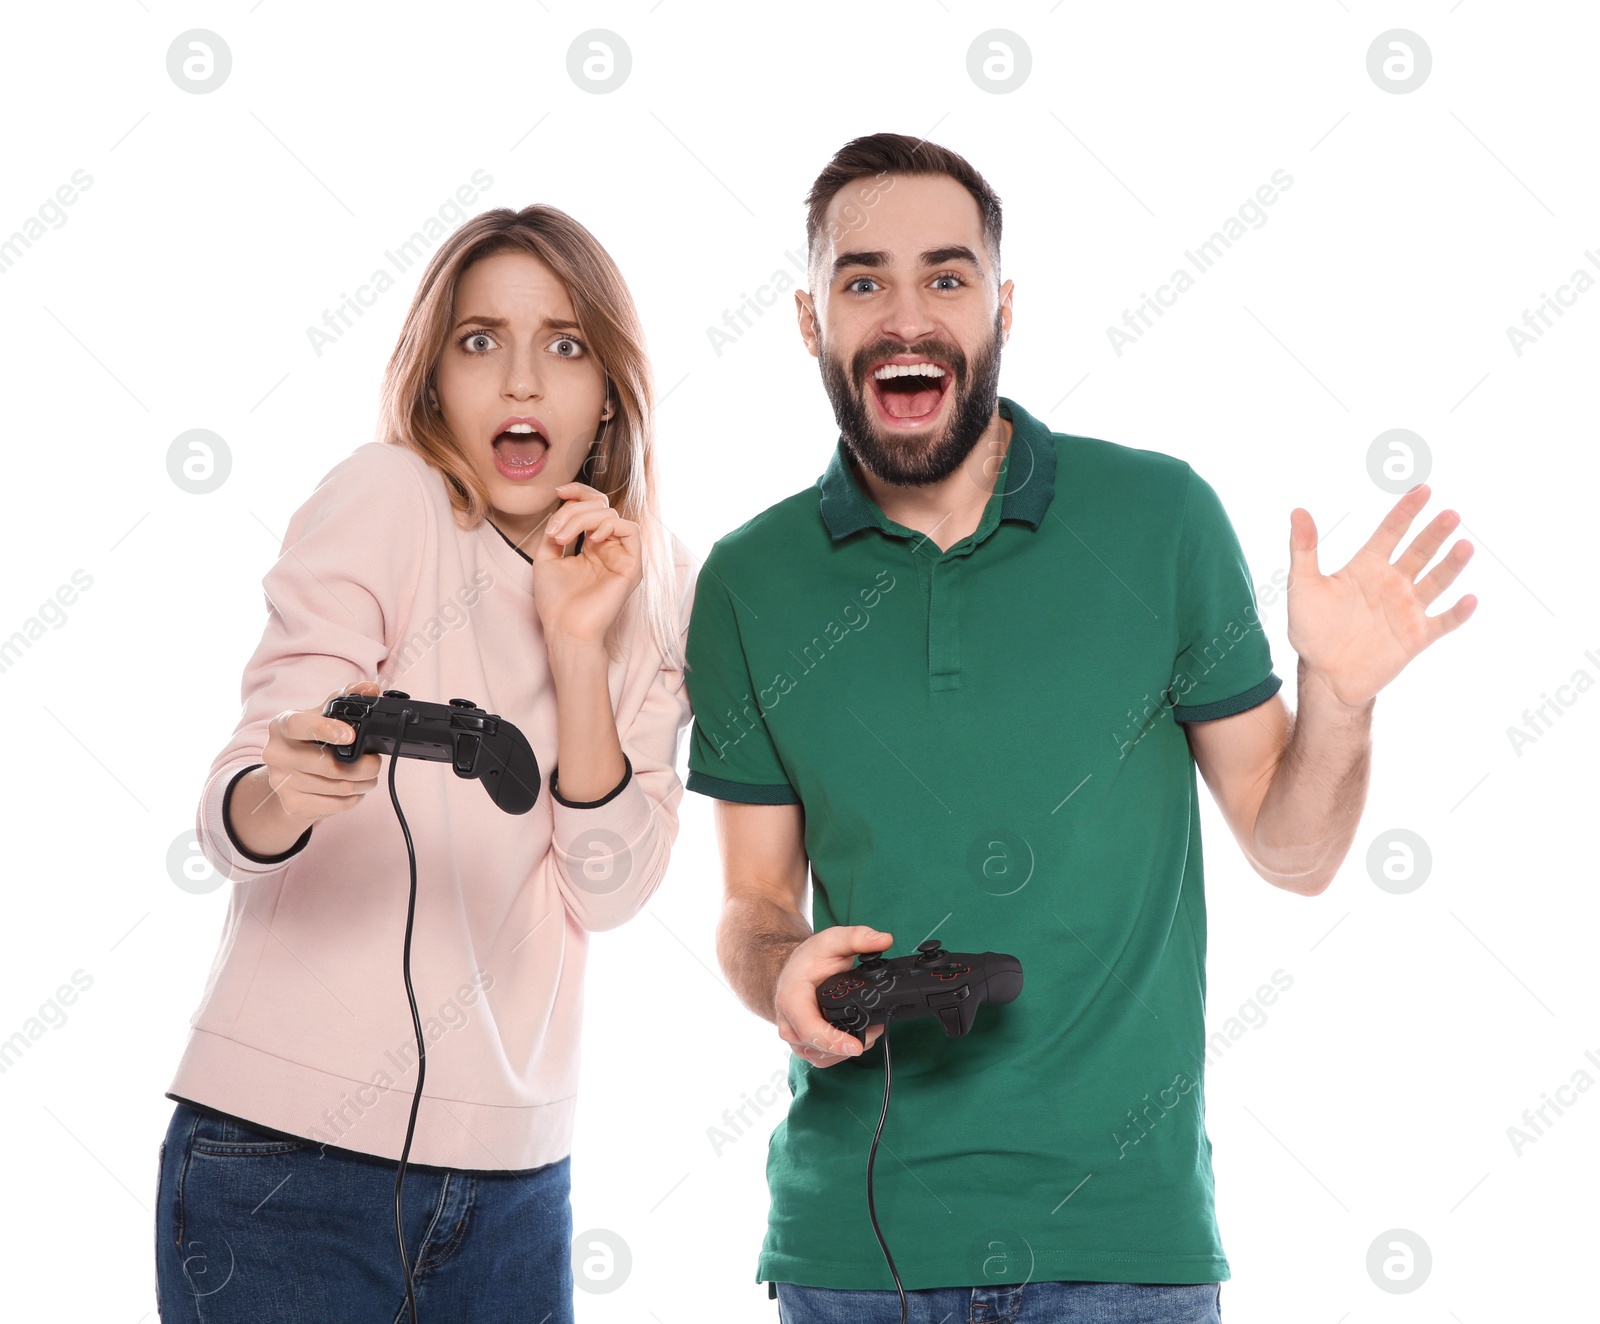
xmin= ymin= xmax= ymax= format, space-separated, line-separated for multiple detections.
xmin=268 ymin=768 xmax=381 ymax=797
xmin=553 ymin=481 xmax=609 ymax=506
xmin=547 ymin=499 xmax=614 ymax=542
xmin=569 ymin=510 xmax=633 ymax=547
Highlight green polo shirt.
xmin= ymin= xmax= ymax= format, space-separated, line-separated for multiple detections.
xmin=684 ymin=396 xmax=1282 ymax=1291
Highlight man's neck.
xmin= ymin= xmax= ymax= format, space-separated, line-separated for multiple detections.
xmin=850 ymin=409 xmax=1013 ymax=554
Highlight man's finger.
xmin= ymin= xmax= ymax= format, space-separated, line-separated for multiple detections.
xmin=1288 ymin=507 xmax=1320 ymax=583
xmin=780 ymin=1009 xmax=862 ymax=1061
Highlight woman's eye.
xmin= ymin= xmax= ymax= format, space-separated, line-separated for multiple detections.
xmin=460 ymin=331 xmax=496 ymax=353
xmin=549 ymin=336 xmax=585 ymax=358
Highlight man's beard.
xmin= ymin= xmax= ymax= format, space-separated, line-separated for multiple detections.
xmin=818 ymin=308 xmax=1005 ymax=488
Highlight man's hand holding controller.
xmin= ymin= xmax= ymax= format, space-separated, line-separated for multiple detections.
xmin=226 ymin=681 xmax=384 ymax=858
xmin=775 ymin=925 xmax=894 ymax=1068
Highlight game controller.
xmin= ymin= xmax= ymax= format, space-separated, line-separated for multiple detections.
xmin=322 ymin=690 xmax=541 ymax=815
xmin=819 ymin=940 xmax=1023 ymax=1046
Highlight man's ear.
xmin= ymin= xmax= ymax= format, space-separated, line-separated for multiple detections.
xmin=795 ymin=288 xmax=821 ymax=359
xmin=999 ymin=277 xmax=1015 ymax=344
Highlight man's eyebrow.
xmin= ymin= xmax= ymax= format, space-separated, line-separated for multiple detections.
xmin=831 ymin=245 xmax=985 ymax=278
xmin=451 ymin=314 xmax=584 ymax=332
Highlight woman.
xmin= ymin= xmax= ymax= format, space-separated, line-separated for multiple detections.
xmin=153 ymin=205 xmax=695 ymax=1323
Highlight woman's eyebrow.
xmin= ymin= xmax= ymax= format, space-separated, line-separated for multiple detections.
xmin=452 ymin=314 xmax=584 ymax=331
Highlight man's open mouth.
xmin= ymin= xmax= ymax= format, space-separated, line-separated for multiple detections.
xmin=867 ymin=361 xmax=951 ymax=424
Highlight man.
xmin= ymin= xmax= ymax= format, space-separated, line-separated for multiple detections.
xmin=682 ymin=133 xmax=1475 ymax=1324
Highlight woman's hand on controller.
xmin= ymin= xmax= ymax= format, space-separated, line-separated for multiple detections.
xmin=228 ymin=682 xmax=384 ymax=856
xmin=774 ymin=926 xmax=893 ymax=1069
xmin=262 ymin=681 xmax=386 ymax=821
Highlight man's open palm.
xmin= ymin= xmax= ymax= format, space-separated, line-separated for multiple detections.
xmin=1286 ymin=484 xmax=1478 ymax=709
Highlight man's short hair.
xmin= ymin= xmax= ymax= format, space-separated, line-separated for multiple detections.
xmin=803 ymin=132 xmax=1004 ymax=281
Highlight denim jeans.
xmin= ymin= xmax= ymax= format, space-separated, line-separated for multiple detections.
xmin=154 ymin=1101 xmax=574 ymax=1323
xmin=775 ymin=1278 xmax=1223 ymax=1323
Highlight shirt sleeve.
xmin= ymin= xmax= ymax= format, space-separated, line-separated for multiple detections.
xmin=542 ymin=535 xmax=697 ymax=932
xmin=1169 ymin=464 xmax=1284 ymax=723
xmin=195 ymin=444 xmax=430 ymax=881
xmin=683 ymin=545 xmax=800 ymax=805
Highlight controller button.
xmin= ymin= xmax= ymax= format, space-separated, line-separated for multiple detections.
xmin=927 ymin=986 xmax=971 ymax=1004
xmin=917 ymin=940 xmax=942 ymax=952
xmin=382 ymin=689 xmax=410 ymax=699
xmin=453 ymin=734 xmax=480 ymax=774
xmin=929 ymin=963 xmax=972 ymax=980
xmin=449 ymin=698 xmax=477 ymax=709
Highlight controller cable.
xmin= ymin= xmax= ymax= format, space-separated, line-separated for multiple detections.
xmin=386 ymin=709 xmax=427 ymax=1324
xmin=864 ymin=1002 xmax=907 ymax=1324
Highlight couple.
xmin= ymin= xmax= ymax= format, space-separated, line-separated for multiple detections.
xmin=153 ymin=132 xmax=1475 ymax=1323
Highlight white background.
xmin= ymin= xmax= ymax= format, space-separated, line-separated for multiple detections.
xmin=0 ymin=2 xmax=1594 ymax=1321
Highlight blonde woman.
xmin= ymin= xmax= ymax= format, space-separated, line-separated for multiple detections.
xmin=154 ymin=206 xmax=694 ymax=1323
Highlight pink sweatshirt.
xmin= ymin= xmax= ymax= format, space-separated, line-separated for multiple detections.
xmin=167 ymin=440 xmax=696 ymax=1170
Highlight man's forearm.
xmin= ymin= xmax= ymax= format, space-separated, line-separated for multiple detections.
xmin=716 ymin=894 xmax=813 ymax=1023
xmin=1251 ymin=659 xmax=1375 ymax=895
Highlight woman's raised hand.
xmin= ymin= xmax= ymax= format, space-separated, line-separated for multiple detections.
xmin=531 ymin=481 xmax=642 ymax=649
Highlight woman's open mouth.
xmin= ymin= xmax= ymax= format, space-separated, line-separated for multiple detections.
xmin=867 ymin=360 xmax=952 ymax=429
xmin=492 ymin=423 xmax=548 ymax=481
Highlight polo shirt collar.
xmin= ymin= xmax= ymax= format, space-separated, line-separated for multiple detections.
xmin=819 ymin=396 xmax=1058 ymax=542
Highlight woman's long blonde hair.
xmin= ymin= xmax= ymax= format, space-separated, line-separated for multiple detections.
xmin=375 ymin=205 xmax=682 ymax=670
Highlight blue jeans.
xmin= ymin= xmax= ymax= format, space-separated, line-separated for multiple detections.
xmin=775 ymin=1279 xmax=1222 ymax=1323
xmin=154 ymin=1101 xmax=574 ymax=1323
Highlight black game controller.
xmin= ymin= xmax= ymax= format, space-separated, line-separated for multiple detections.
xmin=819 ymin=940 xmax=1023 ymax=1046
xmin=322 ymin=690 xmax=541 ymax=815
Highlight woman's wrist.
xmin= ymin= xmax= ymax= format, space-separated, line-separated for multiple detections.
xmin=545 ymin=631 xmax=609 ymax=671
xmin=546 ymin=632 xmax=628 ymax=802
xmin=226 ymin=765 xmax=316 ymax=859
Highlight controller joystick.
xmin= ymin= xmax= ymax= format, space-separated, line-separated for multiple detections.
xmin=322 ymin=692 xmax=541 ymax=814
xmin=855 ymin=952 xmax=891 ymax=983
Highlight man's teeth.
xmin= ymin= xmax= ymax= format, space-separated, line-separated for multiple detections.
xmin=872 ymin=362 xmax=947 ymax=381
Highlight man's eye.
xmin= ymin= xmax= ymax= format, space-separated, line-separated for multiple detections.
xmin=846 ymin=277 xmax=878 ymax=294
xmin=933 ymin=274 xmax=964 ymax=290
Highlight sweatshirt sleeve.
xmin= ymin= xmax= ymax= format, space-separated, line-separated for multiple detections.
xmin=195 ymin=444 xmax=430 ymax=882
xmin=543 ymin=535 xmax=697 ymax=932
